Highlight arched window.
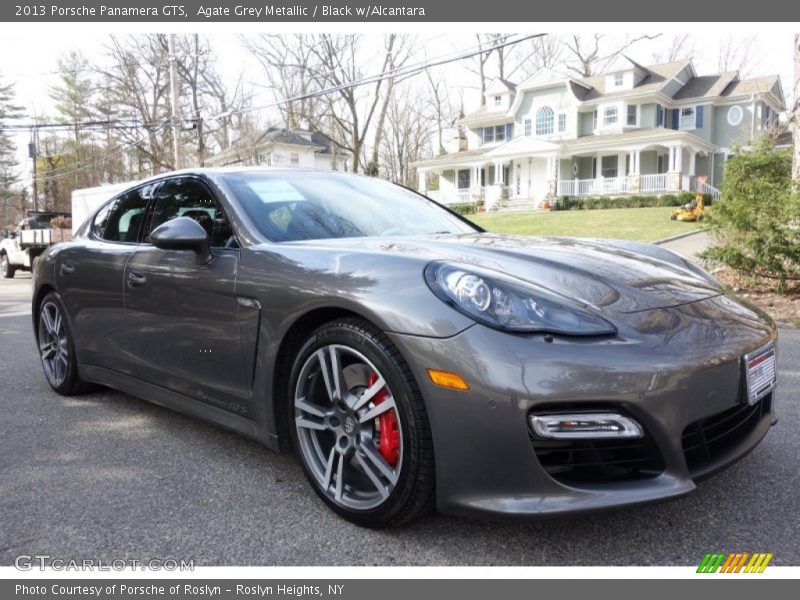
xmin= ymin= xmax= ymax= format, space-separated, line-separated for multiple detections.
xmin=535 ymin=106 xmax=554 ymax=135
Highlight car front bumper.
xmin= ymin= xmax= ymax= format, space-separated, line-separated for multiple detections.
xmin=387 ymin=294 xmax=778 ymax=518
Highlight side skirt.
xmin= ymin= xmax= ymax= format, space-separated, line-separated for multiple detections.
xmin=80 ymin=364 xmax=282 ymax=452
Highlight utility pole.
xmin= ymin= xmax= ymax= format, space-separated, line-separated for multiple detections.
xmin=168 ymin=33 xmax=184 ymax=170
xmin=29 ymin=131 xmax=38 ymax=212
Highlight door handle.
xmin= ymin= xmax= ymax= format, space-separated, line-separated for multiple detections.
xmin=127 ymin=271 xmax=147 ymax=287
xmin=59 ymin=262 xmax=75 ymax=276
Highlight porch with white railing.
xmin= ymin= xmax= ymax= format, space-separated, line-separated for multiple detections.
xmin=640 ymin=173 xmax=668 ymax=194
xmin=427 ymin=187 xmax=486 ymax=205
xmin=557 ymin=177 xmax=628 ymax=197
xmin=692 ymin=178 xmax=721 ymax=199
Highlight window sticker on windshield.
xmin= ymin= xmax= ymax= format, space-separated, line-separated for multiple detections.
xmin=247 ymin=179 xmax=306 ymax=204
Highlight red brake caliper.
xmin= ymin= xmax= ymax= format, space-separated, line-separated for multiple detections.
xmin=368 ymin=373 xmax=400 ymax=468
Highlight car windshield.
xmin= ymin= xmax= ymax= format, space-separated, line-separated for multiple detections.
xmin=223 ymin=171 xmax=478 ymax=242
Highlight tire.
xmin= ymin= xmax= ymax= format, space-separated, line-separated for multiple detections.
xmin=36 ymin=291 xmax=93 ymax=395
xmin=0 ymin=254 xmax=16 ymax=279
xmin=288 ymin=317 xmax=435 ymax=527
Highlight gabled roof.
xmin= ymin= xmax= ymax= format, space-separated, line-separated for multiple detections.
xmin=672 ymin=72 xmax=739 ymax=100
xmin=577 ymin=60 xmax=691 ymax=101
xmin=485 ymin=77 xmax=517 ymax=94
xmin=257 ymin=127 xmax=322 ymax=149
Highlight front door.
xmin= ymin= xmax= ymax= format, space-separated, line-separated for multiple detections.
xmin=123 ymin=176 xmax=250 ymax=415
xmin=58 ymin=183 xmax=157 ymax=370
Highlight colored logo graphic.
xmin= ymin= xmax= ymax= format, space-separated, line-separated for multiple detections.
xmin=697 ymin=552 xmax=773 ymax=573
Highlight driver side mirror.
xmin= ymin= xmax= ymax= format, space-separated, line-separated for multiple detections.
xmin=150 ymin=217 xmax=211 ymax=265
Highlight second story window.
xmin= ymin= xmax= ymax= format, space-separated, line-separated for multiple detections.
xmin=613 ymin=72 xmax=624 ymax=87
xmin=627 ymin=105 xmax=637 ymax=126
xmin=494 ymin=95 xmax=502 ymax=107
xmin=524 ymin=118 xmax=532 ymax=137
xmin=535 ymin=106 xmax=554 ymax=135
xmin=603 ymin=106 xmax=618 ymax=127
xmin=680 ymin=107 xmax=695 ymax=130
xmin=557 ymin=113 xmax=566 ymax=133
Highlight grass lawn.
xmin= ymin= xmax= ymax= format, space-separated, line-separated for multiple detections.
xmin=469 ymin=207 xmax=704 ymax=242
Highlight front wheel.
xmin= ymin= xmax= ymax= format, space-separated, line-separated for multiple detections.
xmin=37 ymin=292 xmax=93 ymax=395
xmin=0 ymin=254 xmax=15 ymax=278
xmin=288 ymin=318 xmax=435 ymax=527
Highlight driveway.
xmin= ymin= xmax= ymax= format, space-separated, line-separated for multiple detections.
xmin=1 ymin=275 xmax=798 ymax=566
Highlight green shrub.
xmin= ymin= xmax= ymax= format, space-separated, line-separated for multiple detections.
xmin=449 ymin=202 xmax=479 ymax=216
xmin=702 ymin=136 xmax=799 ymax=292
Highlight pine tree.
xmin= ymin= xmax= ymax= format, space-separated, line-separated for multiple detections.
xmin=0 ymin=73 xmax=24 ymax=223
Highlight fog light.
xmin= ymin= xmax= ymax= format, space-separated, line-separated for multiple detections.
xmin=528 ymin=412 xmax=643 ymax=439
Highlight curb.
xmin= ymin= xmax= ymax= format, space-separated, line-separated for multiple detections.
xmin=653 ymin=229 xmax=706 ymax=245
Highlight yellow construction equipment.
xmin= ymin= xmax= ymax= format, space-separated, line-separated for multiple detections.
xmin=670 ymin=194 xmax=705 ymax=222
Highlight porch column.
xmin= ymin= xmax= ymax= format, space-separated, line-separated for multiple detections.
xmin=417 ymin=168 xmax=427 ymax=194
xmin=689 ymin=151 xmax=697 ymax=176
xmin=634 ymin=150 xmax=641 ymax=174
xmin=493 ymin=161 xmax=504 ymax=185
xmin=546 ymin=155 xmax=557 ymax=198
xmin=675 ymin=145 xmax=684 ymax=173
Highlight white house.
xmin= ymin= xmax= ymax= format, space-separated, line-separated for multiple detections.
xmin=413 ymin=57 xmax=785 ymax=210
xmin=207 ymin=127 xmax=349 ymax=171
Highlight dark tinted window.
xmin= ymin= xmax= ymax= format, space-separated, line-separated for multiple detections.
xmin=224 ymin=171 xmax=478 ymax=243
xmin=146 ymin=177 xmax=238 ymax=249
xmin=94 ymin=184 xmax=157 ymax=243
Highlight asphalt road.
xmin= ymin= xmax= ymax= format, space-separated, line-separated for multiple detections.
xmin=1 ymin=276 xmax=798 ymax=566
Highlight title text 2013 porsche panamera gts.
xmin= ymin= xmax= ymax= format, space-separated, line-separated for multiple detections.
xmin=32 ymin=168 xmax=778 ymax=527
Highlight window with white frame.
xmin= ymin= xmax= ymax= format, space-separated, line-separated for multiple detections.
xmin=483 ymin=126 xmax=494 ymax=143
xmin=557 ymin=113 xmax=566 ymax=133
xmin=494 ymin=124 xmax=506 ymax=143
xmin=457 ymin=169 xmax=470 ymax=189
xmin=627 ymin=104 xmax=637 ymax=126
xmin=524 ymin=118 xmax=532 ymax=136
xmin=727 ymin=105 xmax=743 ymax=126
xmin=603 ymin=105 xmax=618 ymax=126
xmin=535 ymin=106 xmax=554 ymax=135
xmin=290 ymin=152 xmax=300 ymax=165
xmin=494 ymin=95 xmax=502 ymax=107
xmin=613 ymin=72 xmax=624 ymax=87
xmin=680 ymin=107 xmax=696 ymax=130
xmin=601 ymin=155 xmax=618 ymax=178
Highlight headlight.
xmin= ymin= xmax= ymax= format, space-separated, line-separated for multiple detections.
xmin=424 ymin=262 xmax=616 ymax=336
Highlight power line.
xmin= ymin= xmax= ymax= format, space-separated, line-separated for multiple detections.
xmin=210 ymin=33 xmax=546 ymax=122
xmin=31 ymin=33 xmax=547 ymax=184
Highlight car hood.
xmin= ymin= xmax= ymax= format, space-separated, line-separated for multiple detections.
xmin=285 ymin=233 xmax=724 ymax=314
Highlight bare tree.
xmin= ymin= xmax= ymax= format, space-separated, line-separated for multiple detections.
xmin=243 ymin=34 xmax=323 ymax=130
xmin=424 ymin=68 xmax=459 ymax=155
xmin=98 ymin=35 xmax=173 ymax=174
xmin=651 ymin=34 xmax=698 ymax=64
xmin=717 ymin=34 xmax=762 ymax=76
xmin=380 ymin=84 xmax=434 ymax=187
xmin=463 ymin=34 xmax=505 ymax=104
xmin=793 ymin=33 xmax=800 ymax=183
xmin=562 ymin=34 xmax=662 ymax=77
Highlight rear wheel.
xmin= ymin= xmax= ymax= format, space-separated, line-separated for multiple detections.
xmin=0 ymin=254 xmax=15 ymax=279
xmin=288 ymin=318 xmax=435 ymax=527
xmin=37 ymin=292 xmax=92 ymax=395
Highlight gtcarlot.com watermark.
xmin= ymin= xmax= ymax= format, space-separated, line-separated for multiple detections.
xmin=14 ymin=554 xmax=194 ymax=571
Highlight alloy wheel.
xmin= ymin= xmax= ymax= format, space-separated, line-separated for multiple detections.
xmin=38 ymin=301 xmax=70 ymax=387
xmin=294 ymin=344 xmax=403 ymax=511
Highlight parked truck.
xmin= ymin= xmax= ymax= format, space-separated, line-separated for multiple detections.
xmin=0 ymin=212 xmax=72 ymax=278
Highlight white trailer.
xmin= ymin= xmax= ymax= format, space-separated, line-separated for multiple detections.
xmin=70 ymin=181 xmax=134 ymax=234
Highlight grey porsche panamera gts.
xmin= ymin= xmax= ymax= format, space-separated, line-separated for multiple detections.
xmin=32 ymin=168 xmax=778 ymax=527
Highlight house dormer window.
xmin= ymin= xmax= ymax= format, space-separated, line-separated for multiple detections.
xmin=613 ymin=72 xmax=624 ymax=87
xmin=494 ymin=95 xmax=502 ymax=107
xmin=535 ymin=106 xmax=554 ymax=135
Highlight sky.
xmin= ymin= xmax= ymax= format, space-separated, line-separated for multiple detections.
xmin=0 ymin=29 xmax=795 ymax=176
